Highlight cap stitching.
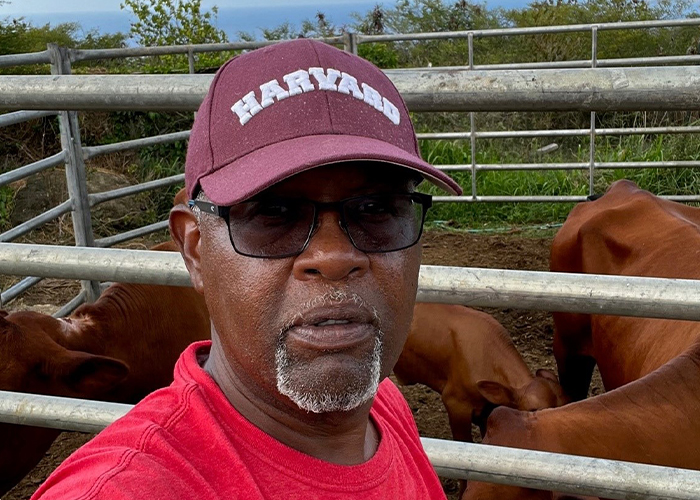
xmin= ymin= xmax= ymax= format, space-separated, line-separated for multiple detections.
xmin=308 ymin=40 xmax=336 ymax=133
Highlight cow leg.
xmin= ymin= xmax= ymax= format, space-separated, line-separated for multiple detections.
xmin=441 ymin=393 xmax=476 ymax=497
xmin=552 ymin=312 xmax=595 ymax=401
xmin=555 ymin=352 xmax=596 ymax=401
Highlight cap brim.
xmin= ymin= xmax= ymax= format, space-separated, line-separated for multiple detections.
xmin=199 ymin=134 xmax=462 ymax=205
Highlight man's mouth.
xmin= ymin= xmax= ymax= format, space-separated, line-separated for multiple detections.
xmin=315 ymin=319 xmax=350 ymax=326
xmin=284 ymin=304 xmax=379 ymax=351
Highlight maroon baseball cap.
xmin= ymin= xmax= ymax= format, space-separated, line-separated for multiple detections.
xmin=185 ymin=39 xmax=462 ymax=205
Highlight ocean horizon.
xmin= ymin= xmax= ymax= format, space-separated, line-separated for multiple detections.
xmin=4 ymin=1 xmax=527 ymax=42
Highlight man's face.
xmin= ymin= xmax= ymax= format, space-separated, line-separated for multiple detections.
xmin=194 ymin=163 xmax=422 ymax=414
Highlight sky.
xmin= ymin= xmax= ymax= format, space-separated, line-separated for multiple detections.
xmin=0 ymin=0 xmax=527 ymax=39
xmin=1 ymin=0 xmax=376 ymax=15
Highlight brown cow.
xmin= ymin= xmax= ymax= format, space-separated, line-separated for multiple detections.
xmin=394 ymin=303 xmax=568 ymax=443
xmin=463 ymin=340 xmax=700 ymax=500
xmin=0 ymin=240 xmax=211 ymax=496
xmin=463 ymin=180 xmax=700 ymax=499
xmin=549 ymin=179 xmax=700 ymax=400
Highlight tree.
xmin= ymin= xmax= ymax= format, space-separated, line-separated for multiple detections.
xmin=120 ymin=0 xmax=227 ymax=46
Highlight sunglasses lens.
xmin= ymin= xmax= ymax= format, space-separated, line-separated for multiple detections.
xmin=344 ymin=194 xmax=425 ymax=253
xmin=228 ymin=199 xmax=315 ymax=258
xmin=226 ymin=194 xmax=428 ymax=258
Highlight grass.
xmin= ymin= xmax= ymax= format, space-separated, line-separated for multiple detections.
xmin=417 ymin=131 xmax=700 ymax=229
xmin=87 ymin=110 xmax=700 ymax=236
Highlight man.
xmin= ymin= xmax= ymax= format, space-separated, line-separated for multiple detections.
xmin=32 ymin=39 xmax=461 ymax=499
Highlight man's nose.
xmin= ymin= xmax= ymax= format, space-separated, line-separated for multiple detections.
xmin=292 ymin=211 xmax=369 ymax=281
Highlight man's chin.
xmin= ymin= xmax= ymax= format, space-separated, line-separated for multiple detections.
xmin=276 ymin=356 xmax=381 ymax=413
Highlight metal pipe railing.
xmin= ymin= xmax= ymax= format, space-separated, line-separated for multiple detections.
xmin=434 ymin=160 xmax=700 ymax=172
xmin=2 ymin=244 xmax=700 ymax=320
xmin=432 ymin=194 xmax=700 ymax=203
xmin=53 ymin=290 xmax=86 ymax=318
xmin=0 ymin=50 xmax=51 ymax=68
xmin=0 ymin=110 xmax=57 ymax=128
xmin=417 ymin=125 xmax=700 ymax=140
xmin=88 ymin=174 xmax=184 ymax=207
xmin=82 ymin=131 xmax=190 ymax=160
xmin=94 ymin=220 xmax=169 ymax=248
xmin=0 ymin=276 xmax=43 ymax=306
xmin=0 ymin=200 xmax=73 ymax=243
xmin=0 ymin=390 xmax=697 ymax=500
xmin=423 ymin=438 xmax=700 ymax=500
xmin=70 ymin=36 xmax=345 ymax=63
xmin=3 ymin=66 xmax=700 ymax=112
xmin=0 ymin=152 xmax=66 ymax=188
xmin=355 ymin=17 xmax=700 ymax=43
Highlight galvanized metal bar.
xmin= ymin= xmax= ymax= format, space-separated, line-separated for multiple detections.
xmin=432 ymin=195 xmax=587 ymax=203
xmin=48 ymin=44 xmax=100 ymax=303
xmin=3 ymin=244 xmax=700 ymax=320
xmin=0 ymin=391 xmax=698 ymax=500
xmin=0 ymin=110 xmax=57 ymax=128
xmin=589 ymin=27 xmax=598 ymax=196
xmin=465 ymin=54 xmax=700 ymax=71
xmin=0 ymin=152 xmax=65 ymax=188
xmin=467 ymin=32 xmax=477 ymax=200
xmin=0 ymin=244 xmax=190 ymax=286
xmin=0 ymin=390 xmax=130 ymax=433
xmin=355 ymin=17 xmax=700 ymax=42
xmin=432 ymin=194 xmax=700 ymax=203
xmin=343 ymin=32 xmax=358 ymax=55
xmin=1 ymin=276 xmax=43 ymax=306
xmin=88 ymin=174 xmax=185 ymax=207
xmin=94 ymin=220 xmax=170 ymax=248
xmin=70 ymin=36 xmax=344 ymax=63
xmin=437 ymin=163 xmax=587 ymax=171
xmin=434 ymin=160 xmax=700 ymax=172
xmin=469 ymin=112 xmax=477 ymax=199
xmin=417 ymin=125 xmax=700 ymax=141
xmin=3 ymin=66 xmax=700 ymax=112
xmin=0 ymin=200 xmax=72 ymax=242
xmin=53 ymin=290 xmax=86 ymax=318
xmin=83 ymin=131 xmax=190 ymax=160
xmin=0 ymin=50 xmax=52 ymax=68
xmin=423 ymin=438 xmax=700 ymax=500
xmin=187 ymin=48 xmax=195 ymax=75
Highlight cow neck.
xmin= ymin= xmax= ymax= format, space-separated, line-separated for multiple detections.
xmin=64 ymin=283 xmax=149 ymax=354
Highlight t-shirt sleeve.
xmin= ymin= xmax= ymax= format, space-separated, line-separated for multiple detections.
xmin=31 ymin=449 xmax=210 ymax=500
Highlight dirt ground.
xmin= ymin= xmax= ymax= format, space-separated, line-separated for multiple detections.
xmin=2 ymin=229 xmax=604 ymax=500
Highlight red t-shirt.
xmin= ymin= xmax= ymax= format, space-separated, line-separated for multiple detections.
xmin=32 ymin=341 xmax=446 ymax=500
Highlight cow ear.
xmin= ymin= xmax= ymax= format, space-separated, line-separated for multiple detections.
xmin=55 ymin=351 xmax=129 ymax=397
xmin=477 ymin=380 xmax=515 ymax=406
xmin=535 ymin=369 xmax=559 ymax=382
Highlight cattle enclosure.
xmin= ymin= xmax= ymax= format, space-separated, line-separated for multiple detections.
xmin=2 ymin=18 xmax=700 ymax=500
xmin=3 ymin=230 xmax=595 ymax=500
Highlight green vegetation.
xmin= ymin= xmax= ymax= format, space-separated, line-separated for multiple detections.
xmin=1 ymin=0 xmax=700 ymax=233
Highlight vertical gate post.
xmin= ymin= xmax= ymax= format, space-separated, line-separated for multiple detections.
xmin=588 ymin=27 xmax=599 ymax=196
xmin=47 ymin=43 xmax=101 ymax=303
xmin=468 ymin=32 xmax=477 ymax=200
xmin=343 ymin=32 xmax=358 ymax=55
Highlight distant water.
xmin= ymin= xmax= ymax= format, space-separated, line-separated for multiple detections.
xmin=6 ymin=0 xmax=527 ymax=42
xmin=6 ymin=2 xmax=394 ymax=41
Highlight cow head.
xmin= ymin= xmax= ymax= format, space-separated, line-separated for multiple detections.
xmin=476 ymin=369 xmax=570 ymax=414
xmin=0 ymin=310 xmax=129 ymax=496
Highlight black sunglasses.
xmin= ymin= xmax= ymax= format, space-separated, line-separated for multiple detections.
xmin=189 ymin=192 xmax=432 ymax=259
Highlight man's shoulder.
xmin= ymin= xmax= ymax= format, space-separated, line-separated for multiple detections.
xmin=31 ymin=382 xmax=206 ymax=500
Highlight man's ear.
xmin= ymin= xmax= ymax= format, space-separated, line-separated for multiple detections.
xmin=169 ymin=204 xmax=204 ymax=294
